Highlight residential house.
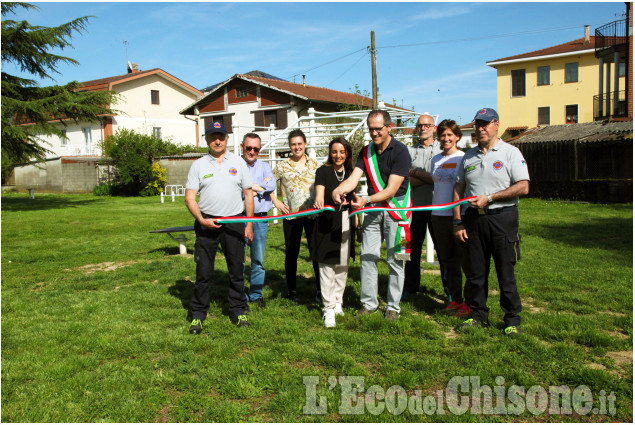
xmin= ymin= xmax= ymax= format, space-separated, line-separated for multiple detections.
xmin=38 ymin=63 xmax=203 ymax=159
xmin=487 ymin=17 xmax=631 ymax=139
xmin=179 ymin=71 xmax=409 ymax=151
xmin=594 ymin=2 xmax=633 ymax=120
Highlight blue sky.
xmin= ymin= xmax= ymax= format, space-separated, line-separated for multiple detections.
xmin=3 ymin=1 xmax=628 ymax=125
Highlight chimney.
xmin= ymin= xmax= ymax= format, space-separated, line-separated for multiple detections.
xmin=584 ymin=25 xmax=590 ymax=43
xmin=127 ymin=61 xmax=139 ymax=74
xmin=302 ymin=75 xmax=306 ymax=87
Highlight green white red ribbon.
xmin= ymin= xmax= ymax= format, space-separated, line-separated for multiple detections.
xmin=214 ymin=196 xmax=477 ymax=225
xmin=215 ymin=206 xmax=335 ymax=224
xmin=348 ymin=196 xmax=477 ymax=217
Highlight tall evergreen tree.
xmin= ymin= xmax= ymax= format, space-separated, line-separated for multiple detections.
xmin=1 ymin=2 xmax=117 ymax=172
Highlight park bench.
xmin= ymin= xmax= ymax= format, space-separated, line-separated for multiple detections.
xmin=149 ymin=226 xmax=194 ymax=255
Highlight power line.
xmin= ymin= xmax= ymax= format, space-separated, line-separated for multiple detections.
xmin=286 ymin=47 xmax=367 ymax=82
xmin=378 ymin=23 xmax=605 ymax=49
xmin=324 ymin=50 xmax=368 ymax=88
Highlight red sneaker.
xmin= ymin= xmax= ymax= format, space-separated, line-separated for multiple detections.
xmin=453 ymin=303 xmax=472 ymax=318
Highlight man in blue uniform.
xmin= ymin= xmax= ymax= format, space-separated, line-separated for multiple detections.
xmin=453 ymin=108 xmax=529 ymax=336
xmin=185 ymin=122 xmax=254 ymax=333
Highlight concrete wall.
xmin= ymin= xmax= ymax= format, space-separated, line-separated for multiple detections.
xmin=159 ymin=154 xmax=205 ymax=187
xmin=14 ymin=158 xmax=63 ymax=192
xmin=61 ymin=158 xmax=101 ymax=193
xmin=14 ymin=157 xmax=101 ymax=193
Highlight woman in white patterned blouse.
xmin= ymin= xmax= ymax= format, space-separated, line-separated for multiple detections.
xmin=272 ymin=129 xmax=321 ymax=303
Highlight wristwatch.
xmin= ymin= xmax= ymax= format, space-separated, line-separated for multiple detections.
xmin=364 ymin=195 xmax=371 ymax=204
xmin=487 ymin=194 xmax=493 ymax=204
xmin=453 ymin=220 xmax=463 ymax=226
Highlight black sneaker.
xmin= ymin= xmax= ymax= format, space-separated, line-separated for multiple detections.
xmin=504 ymin=325 xmax=522 ymax=336
xmin=285 ymin=291 xmax=298 ymax=302
xmin=189 ymin=318 xmax=203 ymax=334
xmin=231 ymin=314 xmax=251 ymax=327
xmin=252 ymin=298 xmax=266 ymax=309
xmin=455 ymin=318 xmax=488 ymax=331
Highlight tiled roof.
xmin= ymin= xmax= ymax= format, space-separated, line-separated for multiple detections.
xmin=488 ymin=36 xmax=596 ymax=64
xmin=193 ymin=73 xmax=409 ymax=111
xmin=77 ymin=68 xmax=202 ymax=95
xmin=508 ymin=120 xmax=633 ymax=144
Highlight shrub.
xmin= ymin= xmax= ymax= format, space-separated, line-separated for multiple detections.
xmin=140 ymin=162 xmax=167 ymax=197
xmin=101 ymin=129 xmax=187 ymax=196
xmin=93 ymin=183 xmax=113 ymax=196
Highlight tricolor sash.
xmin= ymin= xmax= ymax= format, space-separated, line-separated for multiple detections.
xmin=363 ymin=143 xmax=412 ymax=261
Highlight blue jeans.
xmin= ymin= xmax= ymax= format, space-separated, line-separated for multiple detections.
xmin=247 ymin=220 xmax=268 ymax=301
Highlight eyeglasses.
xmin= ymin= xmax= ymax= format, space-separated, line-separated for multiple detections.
xmin=474 ymin=120 xmax=498 ymax=129
xmin=368 ymin=125 xmax=386 ymax=133
xmin=416 ymin=123 xmax=435 ymax=129
xmin=244 ymin=146 xmax=260 ymax=153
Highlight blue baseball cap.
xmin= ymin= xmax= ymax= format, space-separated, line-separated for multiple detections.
xmin=205 ymin=122 xmax=228 ymax=135
xmin=473 ymin=108 xmax=499 ymax=122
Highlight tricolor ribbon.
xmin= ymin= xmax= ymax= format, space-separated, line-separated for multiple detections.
xmin=214 ymin=197 xmax=476 ymax=226
xmin=215 ymin=206 xmax=335 ymax=224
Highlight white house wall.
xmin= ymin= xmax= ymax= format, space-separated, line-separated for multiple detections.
xmin=37 ymin=122 xmax=103 ymax=157
xmin=113 ymin=74 xmax=199 ymax=146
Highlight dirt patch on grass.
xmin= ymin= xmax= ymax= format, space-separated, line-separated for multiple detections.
xmin=30 ymin=282 xmax=46 ymax=292
xmin=607 ymin=351 xmax=632 ymax=368
xmin=523 ymin=297 xmax=545 ymax=313
xmin=444 ymin=329 xmax=460 ymax=340
xmin=154 ymin=405 xmax=172 ymax=423
xmin=66 ymin=260 xmax=140 ymax=274
xmin=422 ymin=269 xmax=441 ymax=275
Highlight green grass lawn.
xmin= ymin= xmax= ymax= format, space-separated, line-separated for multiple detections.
xmin=1 ymin=193 xmax=632 ymax=422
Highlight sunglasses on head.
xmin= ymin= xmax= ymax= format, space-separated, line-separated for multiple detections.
xmin=244 ymin=146 xmax=260 ymax=153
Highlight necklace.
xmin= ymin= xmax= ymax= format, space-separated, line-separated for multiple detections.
xmin=334 ymin=168 xmax=345 ymax=182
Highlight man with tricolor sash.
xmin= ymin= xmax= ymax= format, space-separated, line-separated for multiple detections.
xmin=332 ymin=110 xmax=411 ymax=321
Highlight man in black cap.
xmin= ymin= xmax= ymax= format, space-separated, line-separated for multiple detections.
xmin=453 ymin=108 xmax=529 ymax=336
xmin=185 ymin=122 xmax=254 ymax=333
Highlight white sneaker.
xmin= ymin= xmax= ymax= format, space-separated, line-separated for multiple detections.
xmin=323 ymin=308 xmax=336 ymax=328
xmin=334 ymin=303 xmax=344 ymax=316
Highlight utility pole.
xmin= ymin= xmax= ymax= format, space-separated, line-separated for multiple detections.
xmin=370 ymin=31 xmax=378 ymax=109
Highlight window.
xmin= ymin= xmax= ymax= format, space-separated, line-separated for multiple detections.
xmin=264 ymin=110 xmax=278 ymax=127
xmin=618 ymin=62 xmax=626 ymax=77
xmin=152 ymin=127 xmax=162 ymax=139
xmin=565 ymin=63 xmax=578 ymax=83
xmin=538 ymin=107 xmax=550 ymax=125
xmin=511 ymin=69 xmax=526 ymax=97
xmin=537 ymin=66 xmax=550 ymax=86
xmin=203 ymin=115 xmax=233 ymax=133
xmin=83 ymin=127 xmax=92 ymax=153
xmin=236 ymin=86 xmax=248 ymax=98
xmin=151 ymin=90 xmax=160 ymax=105
xmin=565 ymin=105 xmax=578 ymax=124
xmin=60 ymin=129 xmax=68 ymax=146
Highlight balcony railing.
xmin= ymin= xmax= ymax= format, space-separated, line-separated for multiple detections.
xmin=593 ymin=90 xmax=628 ymax=120
xmin=595 ymin=19 xmax=628 ymax=55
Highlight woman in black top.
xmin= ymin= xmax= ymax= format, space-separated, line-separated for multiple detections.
xmin=312 ymin=137 xmax=356 ymax=328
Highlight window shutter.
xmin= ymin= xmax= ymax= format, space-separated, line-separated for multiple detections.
xmin=224 ymin=114 xmax=233 ymax=133
xmin=203 ymin=117 xmax=213 ymax=133
xmin=277 ymin=108 xmax=288 ymax=129
xmin=254 ymin=111 xmax=264 ymax=129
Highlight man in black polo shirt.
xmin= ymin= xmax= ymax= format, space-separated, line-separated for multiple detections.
xmin=332 ymin=109 xmax=411 ymax=321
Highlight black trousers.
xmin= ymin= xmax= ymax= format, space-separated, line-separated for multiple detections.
xmin=190 ymin=218 xmax=247 ymax=321
xmin=463 ymin=206 xmax=522 ymax=326
xmin=283 ymin=217 xmax=320 ymax=295
xmin=404 ymin=210 xmax=447 ymax=295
